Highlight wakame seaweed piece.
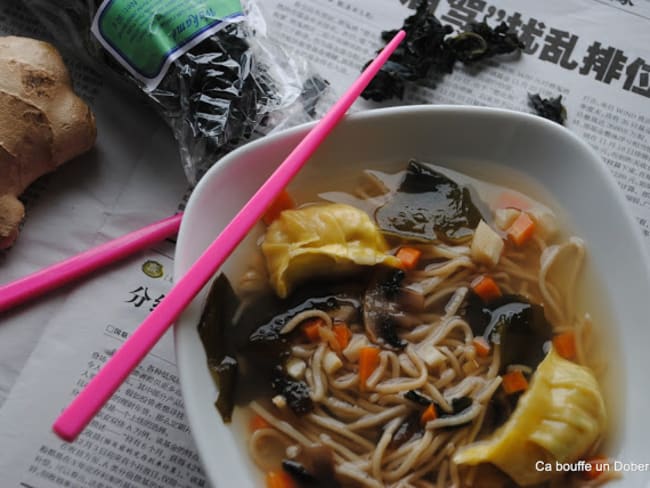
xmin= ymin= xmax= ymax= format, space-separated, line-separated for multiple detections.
xmin=271 ymin=366 xmax=314 ymax=416
xmin=196 ymin=274 xmax=242 ymax=422
xmin=283 ymin=447 xmax=341 ymax=488
xmin=462 ymin=292 xmax=553 ymax=372
xmin=431 ymin=397 xmax=473 ymax=419
xmin=282 ymin=460 xmax=321 ymax=486
xmin=242 ymin=287 xmax=363 ymax=353
xmin=361 ymin=0 xmax=455 ymax=101
xmin=403 ymin=392 xmax=475 ymax=428
xmin=431 ymin=397 xmax=476 ymax=429
xmin=360 ymin=60 xmax=412 ymax=102
xmin=375 ymin=160 xmax=484 ymax=244
xmin=485 ymin=295 xmax=552 ymax=372
xmin=528 ymin=93 xmax=567 ymax=125
xmin=282 ymin=460 xmax=341 ymax=488
xmin=450 ymin=396 xmax=473 ymax=415
xmin=301 ymin=76 xmax=331 ymax=118
xmin=405 ymin=391 xmax=472 ymax=412
xmin=462 ymin=290 xmax=494 ymax=336
xmin=213 ymin=356 xmax=238 ymax=423
xmin=232 ymin=285 xmax=363 ymax=406
xmin=485 ymin=387 xmax=518 ymax=430
xmin=382 ymin=2 xmax=456 ymax=80
xmin=449 ymin=22 xmax=524 ymax=64
xmin=361 ymin=1 xmax=525 ymax=102
xmin=405 ymin=390 xmax=433 ymax=407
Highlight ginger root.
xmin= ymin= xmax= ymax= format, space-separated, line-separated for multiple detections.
xmin=0 ymin=36 xmax=96 ymax=249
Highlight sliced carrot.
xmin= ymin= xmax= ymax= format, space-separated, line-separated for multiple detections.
xmin=332 ymin=323 xmax=352 ymax=350
xmin=358 ymin=346 xmax=380 ymax=392
xmin=262 ymin=190 xmax=295 ymax=225
xmin=301 ymin=317 xmax=325 ymax=342
xmin=507 ymin=212 xmax=536 ymax=246
xmin=471 ymin=275 xmax=502 ymax=303
xmin=472 ymin=337 xmax=491 ymax=358
xmin=553 ymin=331 xmax=577 ymax=360
xmin=266 ymin=470 xmax=296 ymax=488
xmin=495 ymin=191 xmax=531 ymax=211
xmin=420 ymin=403 xmax=438 ymax=425
xmin=249 ymin=414 xmax=271 ymax=432
xmin=502 ymin=370 xmax=529 ymax=395
xmin=582 ymin=455 xmax=609 ymax=480
xmin=396 ymin=246 xmax=422 ymax=270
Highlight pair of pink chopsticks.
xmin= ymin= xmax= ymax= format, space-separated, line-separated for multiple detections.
xmin=2 ymin=30 xmax=405 ymax=442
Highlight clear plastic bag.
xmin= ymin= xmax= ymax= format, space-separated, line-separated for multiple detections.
xmin=22 ymin=0 xmax=329 ymax=185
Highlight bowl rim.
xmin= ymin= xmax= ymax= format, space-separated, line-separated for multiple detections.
xmin=174 ymin=104 xmax=650 ymax=487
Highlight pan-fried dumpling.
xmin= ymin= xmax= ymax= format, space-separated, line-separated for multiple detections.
xmin=262 ymin=203 xmax=401 ymax=298
xmin=453 ymin=348 xmax=606 ymax=486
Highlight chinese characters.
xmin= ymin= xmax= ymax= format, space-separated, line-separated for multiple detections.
xmin=434 ymin=0 xmax=649 ymax=98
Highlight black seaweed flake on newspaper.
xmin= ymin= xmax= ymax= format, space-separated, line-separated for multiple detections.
xmin=361 ymin=0 xmax=523 ymax=102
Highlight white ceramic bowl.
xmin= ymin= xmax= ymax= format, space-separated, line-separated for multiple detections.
xmin=174 ymin=105 xmax=650 ymax=487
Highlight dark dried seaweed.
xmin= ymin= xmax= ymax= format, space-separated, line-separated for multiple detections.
xmin=528 ymin=93 xmax=567 ymax=125
xmin=361 ymin=0 xmax=523 ymax=102
xmin=282 ymin=460 xmax=321 ymax=486
xmin=449 ymin=22 xmax=523 ymax=63
xmin=404 ymin=390 xmax=432 ymax=407
xmin=271 ymin=367 xmax=314 ymax=416
xmin=362 ymin=1 xmax=453 ymax=101
xmin=282 ymin=447 xmax=340 ymax=488
xmin=462 ymin=292 xmax=553 ymax=372
xmin=197 ymin=274 xmax=241 ymax=422
xmin=394 ymin=393 xmax=476 ymax=446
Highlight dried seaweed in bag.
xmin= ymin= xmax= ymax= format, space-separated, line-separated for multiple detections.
xmin=22 ymin=0 xmax=329 ymax=185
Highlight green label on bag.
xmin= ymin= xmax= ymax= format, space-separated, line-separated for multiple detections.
xmin=92 ymin=0 xmax=243 ymax=89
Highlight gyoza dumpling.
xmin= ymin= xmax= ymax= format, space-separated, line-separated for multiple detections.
xmin=262 ymin=203 xmax=401 ymax=298
xmin=453 ymin=348 xmax=606 ymax=486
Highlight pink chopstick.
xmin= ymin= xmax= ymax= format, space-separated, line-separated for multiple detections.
xmin=0 ymin=213 xmax=183 ymax=314
xmin=52 ymin=30 xmax=406 ymax=442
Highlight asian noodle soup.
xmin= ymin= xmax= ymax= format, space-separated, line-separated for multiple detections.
xmin=197 ymin=160 xmax=613 ymax=488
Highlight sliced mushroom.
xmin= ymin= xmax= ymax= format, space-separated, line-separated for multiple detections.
xmin=363 ymin=267 xmax=410 ymax=349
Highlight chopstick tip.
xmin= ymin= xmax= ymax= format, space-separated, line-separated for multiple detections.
xmin=52 ymin=418 xmax=78 ymax=443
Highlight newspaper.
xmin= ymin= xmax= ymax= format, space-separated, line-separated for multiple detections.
xmin=0 ymin=0 xmax=649 ymax=487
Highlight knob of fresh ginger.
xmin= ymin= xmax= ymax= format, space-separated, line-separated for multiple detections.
xmin=0 ymin=36 xmax=96 ymax=249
